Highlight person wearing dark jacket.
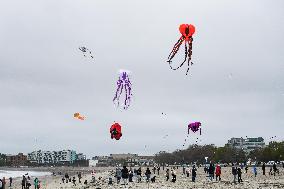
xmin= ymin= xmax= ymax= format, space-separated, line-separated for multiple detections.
xmin=273 ymin=163 xmax=278 ymax=176
xmin=232 ymin=165 xmax=237 ymax=183
xmin=129 ymin=169 xmax=133 ymax=182
xmin=136 ymin=168 xmax=142 ymax=183
xmin=21 ymin=176 xmax=26 ymax=189
xmin=9 ymin=177 xmax=12 ymax=187
xmin=121 ymin=166 xmax=129 ymax=185
xmin=262 ymin=163 xmax=266 ymax=175
xmin=208 ymin=163 xmax=214 ymax=181
xmin=237 ymin=167 xmax=243 ymax=183
xmin=145 ymin=168 xmax=151 ymax=182
xmin=166 ymin=169 xmax=170 ymax=181
xmin=192 ymin=165 xmax=197 ymax=182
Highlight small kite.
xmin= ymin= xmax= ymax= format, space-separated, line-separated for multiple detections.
xmin=78 ymin=46 xmax=94 ymax=59
xmin=110 ymin=122 xmax=122 ymax=140
xmin=167 ymin=24 xmax=196 ymax=75
xmin=113 ymin=69 xmax=133 ymax=110
xmin=74 ymin=112 xmax=85 ymax=120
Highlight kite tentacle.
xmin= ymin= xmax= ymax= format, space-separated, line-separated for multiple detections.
xmin=169 ymin=40 xmax=188 ymax=71
xmin=113 ymin=80 xmax=124 ymax=108
xmin=113 ymin=80 xmax=122 ymax=102
xmin=124 ymin=79 xmax=132 ymax=109
xmin=167 ymin=37 xmax=184 ymax=62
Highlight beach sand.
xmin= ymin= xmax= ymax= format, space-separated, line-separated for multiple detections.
xmin=3 ymin=166 xmax=284 ymax=189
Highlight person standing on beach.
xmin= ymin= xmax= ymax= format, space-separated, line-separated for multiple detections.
xmin=165 ymin=169 xmax=170 ymax=181
xmin=129 ymin=168 xmax=133 ymax=182
xmin=9 ymin=177 xmax=12 ymax=187
xmin=137 ymin=167 xmax=142 ymax=183
xmin=215 ymin=164 xmax=221 ymax=181
xmin=115 ymin=168 xmax=122 ymax=184
xmin=262 ymin=163 xmax=266 ymax=175
xmin=237 ymin=167 xmax=243 ymax=183
xmin=171 ymin=169 xmax=177 ymax=183
xmin=64 ymin=173 xmax=69 ymax=183
xmin=0 ymin=178 xmax=3 ymax=189
xmin=34 ymin=178 xmax=39 ymax=189
xmin=192 ymin=165 xmax=197 ymax=182
xmin=273 ymin=163 xmax=278 ymax=176
xmin=145 ymin=167 xmax=151 ymax=182
xmin=72 ymin=177 xmax=76 ymax=186
xmin=153 ymin=166 xmax=156 ymax=174
xmin=1 ymin=177 xmax=5 ymax=189
xmin=22 ymin=176 xmax=26 ymax=189
xmin=121 ymin=166 xmax=129 ymax=185
xmin=232 ymin=165 xmax=237 ymax=183
xmin=186 ymin=166 xmax=190 ymax=178
xmin=253 ymin=164 xmax=257 ymax=177
xmin=78 ymin=172 xmax=82 ymax=183
xmin=157 ymin=167 xmax=160 ymax=175
xmin=208 ymin=163 xmax=214 ymax=181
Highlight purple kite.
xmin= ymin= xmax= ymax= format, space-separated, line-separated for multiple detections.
xmin=113 ymin=69 xmax=133 ymax=110
xmin=188 ymin=122 xmax=202 ymax=135
xmin=182 ymin=122 xmax=202 ymax=147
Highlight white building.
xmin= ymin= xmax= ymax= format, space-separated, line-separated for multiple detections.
xmin=28 ymin=150 xmax=77 ymax=164
xmin=227 ymin=137 xmax=265 ymax=153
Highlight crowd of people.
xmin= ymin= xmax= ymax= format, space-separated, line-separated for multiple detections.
xmin=0 ymin=175 xmax=40 ymax=189
xmin=0 ymin=162 xmax=283 ymax=188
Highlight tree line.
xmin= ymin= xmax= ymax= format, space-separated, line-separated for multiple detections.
xmin=154 ymin=141 xmax=284 ymax=165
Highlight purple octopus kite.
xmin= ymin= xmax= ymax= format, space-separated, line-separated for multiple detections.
xmin=182 ymin=122 xmax=202 ymax=147
xmin=188 ymin=122 xmax=202 ymax=135
xmin=113 ymin=69 xmax=133 ymax=110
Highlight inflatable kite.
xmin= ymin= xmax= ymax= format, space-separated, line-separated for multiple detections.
xmin=188 ymin=122 xmax=201 ymax=135
xmin=182 ymin=121 xmax=202 ymax=147
xmin=167 ymin=24 xmax=195 ymax=75
xmin=110 ymin=122 xmax=122 ymax=140
xmin=79 ymin=46 xmax=94 ymax=59
xmin=113 ymin=70 xmax=133 ymax=110
xmin=74 ymin=112 xmax=85 ymax=120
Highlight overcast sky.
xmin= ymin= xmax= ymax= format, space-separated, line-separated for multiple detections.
xmin=0 ymin=0 xmax=283 ymax=158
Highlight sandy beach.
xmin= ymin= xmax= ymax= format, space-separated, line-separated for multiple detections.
xmin=4 ymin=166 xmax=283 ymax=189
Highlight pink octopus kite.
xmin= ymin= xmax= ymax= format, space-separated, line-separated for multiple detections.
xmin=188 ymin=122 xmax=202 ymax=135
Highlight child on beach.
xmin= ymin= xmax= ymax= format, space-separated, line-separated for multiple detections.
xmin=215 ymin=165 xmax=221 ymax=181
xmin=253 ymin=165 xmax=257 ymax=177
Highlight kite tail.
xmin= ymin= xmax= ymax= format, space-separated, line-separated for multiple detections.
xmin=188 ymin=126 xmax=190 ymax=135
xmin=113 ymin=84 xmax=123 ymax=108
xmin=124 ymin=84 xmax=130 ymax=110
xmin=186 ymin=38 xmax=193 ymax=75
xmin=200 ymin=128 xmax=201 ymax=135
xmin=113 ymin=82 xmax=122 ymax=105
xmin=167 ymin=37 xmax=184 ymax=62
xmin=169 ymin=40 xmax=188 ymax=71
